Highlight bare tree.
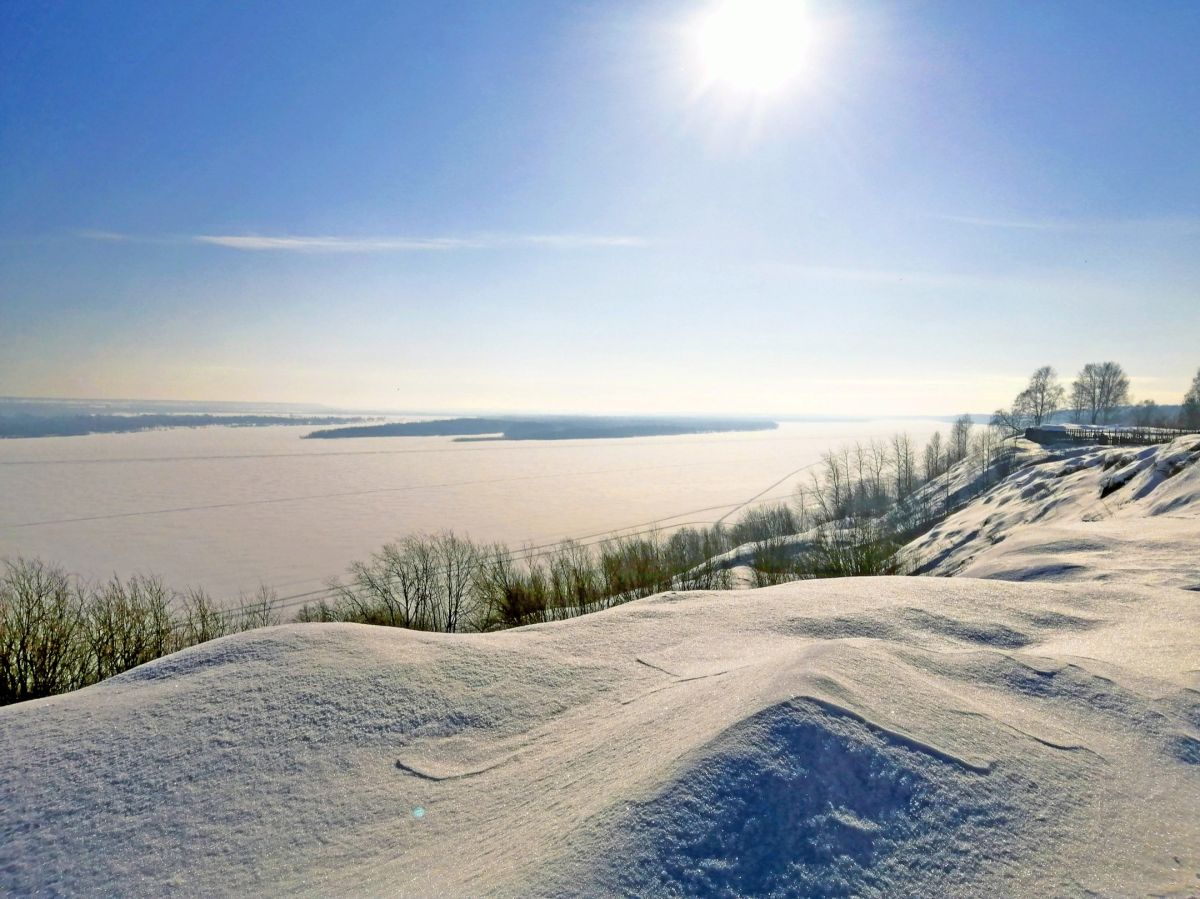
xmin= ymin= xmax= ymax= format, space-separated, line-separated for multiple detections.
xmin=922 ymin=431 xmax=944 ymax=482
xmin=1132 ymin=399 xmax=1160 ymax=428
xmin=234 ymin=585 xmax=279 ymax=630
xmin=991 ymin=397 xmax=1032 ymax=437
xmin=811 ymin=449 xmax=847 ymax=523
xmin=792 ymin=482 xmax=811 ymax=533
xmin=1096 ymin=362 xmax=1131 ymax=423
xmin=431 ymin=531 xmax=480 ymax=633
xmin=865 ymin=439 xmax=889 ymax=510
xmin=889 ymin=432 xmax=917 ymax=500
xmin=1071 ymin=361 xmax=1130 ymax=424
xmin=547 ymin=539 xmax=597 ymax=617
xmin=85 ymin=574 xmax=174 ymax=680
xmin=405 ymin=535 xmax=439 ymax=628
xmin=339 ymin=551 xmax=408 ymax=627
xmin=1182 ymin=368 xmax=1200 ymax=429
xmin=1069 ymin=380 xmax=1088 ymax=423
xmin=475 ymin=545 xmax=529 ymax=628
xmin=0 ymin=558 xmax=86 ymax=703
xmin=971 ymin=426 xmax=998 ymax=474
xmin=1021 ymin=366 xmax=1065 ymax=426
xmin=179 ymin=587 xmax=229 ymax=645
xmin=948 ymin=415 xmax=974 ymax=464
xmin=330 ymin=534 xmax=444 ymax=629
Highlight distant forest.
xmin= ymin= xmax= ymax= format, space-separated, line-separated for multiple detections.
xmin=304 ymin=416 xmax=779 ymax=441
xmin=0 ymin=414 xmax=369 ymax=439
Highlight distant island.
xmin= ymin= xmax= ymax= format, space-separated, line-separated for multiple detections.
xmin=0 ymin=413 xmax=370 ymax=439
xmin=304 ymin=416 xmax=779 ymax=441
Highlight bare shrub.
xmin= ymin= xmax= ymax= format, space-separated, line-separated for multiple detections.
xmin=475 ymin=546 xmax=549 ymax=629
xmin=799 ymin=519 xmax=913 ymax=579
xmin=85 ymin=574 xmax=175 ymax=680
xmin=0 ymin=558 xmax=87 ymax=703
xmin=727 ymin=503 xmax=798 ymax=546
xmin=177 ymin=588 xmax=229 ymax=647
xmin=295 ymin=599 xmax=339 ymax=623
xmin=235 ymin=585 xmax=279 ymax=630
xmin=667 ymin=527 xmax=733 ymax=591
xmin=432 ymin=532 xmax=482 ymax=632
xmin=749 ymin=537 xmax=801 ymax=587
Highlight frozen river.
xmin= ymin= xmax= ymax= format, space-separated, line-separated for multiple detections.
xmin=0 ymin=418 xmax=945 ymax=600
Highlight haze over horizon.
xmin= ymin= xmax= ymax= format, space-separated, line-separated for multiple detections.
xmin=0 ymin=393 xmax=1000 ymax=422
xmin=3 ymin=1 xmax=1198 ymax=415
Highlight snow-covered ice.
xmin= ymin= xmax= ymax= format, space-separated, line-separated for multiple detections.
xmin=1 ymin=437 xmax=1198 ymax=897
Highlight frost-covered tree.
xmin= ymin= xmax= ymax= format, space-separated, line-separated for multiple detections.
xmin=1071 ymin=362 xmax=1130 ymax=424
xmin=1182 ymin=368 xmax=1200 ymax=429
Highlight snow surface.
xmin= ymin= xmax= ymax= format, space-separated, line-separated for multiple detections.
xmin=911 ymin=435 xmax=1200 ymax=590
xmin=2 ymin=438 xmax=1199 ymax=897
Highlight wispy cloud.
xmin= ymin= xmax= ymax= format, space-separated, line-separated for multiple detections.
xmin=767 ymin=262 xmax=1017 ymax=291
xmin=80 ymin=231 xmax=647 ymax=252
xmin=758 ymin=261 xmax=1169 ymax=302
xmin=930 ymin=213 xmax=1200 ymax=234
xmin=931 ymin=214 xmax=1067 ymax=232
xmin=193 ymin=235 xmax=469 ymax=252
xmin=77 ymin=229 xmax=161 ymax=243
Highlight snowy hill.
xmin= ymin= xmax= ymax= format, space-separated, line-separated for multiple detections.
xmin=2 ymin=438 xmax=1199 ymax=897
xmin=909 ymin=435 xmax=1200 ymax=589
xmin=706 ymin=439 xmax=1049 ymax=582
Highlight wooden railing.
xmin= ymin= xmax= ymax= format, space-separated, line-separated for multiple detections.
xmin=1025 ymin=425 xmax=1200 ymax=447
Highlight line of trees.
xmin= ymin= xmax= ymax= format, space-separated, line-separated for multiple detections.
xmin=745 ymin=418 xmax=1017 ymax=587
xmin=0 ymin=559 xmax=278 ymax=705
xmin=1 ymin=501 xmax=815 ymax=705
xmin=992 ymin=363 xmax=1200 ymax=433
xmin=308 ymin=419 xmax=1025 ymax=628
xmin=296 ymin=528 xmax=735 ymax=632
xmin=1070 ymin=362 xmax=1130 ymax=425
xmin=797 ymin=417 xmax=1004 ymax=525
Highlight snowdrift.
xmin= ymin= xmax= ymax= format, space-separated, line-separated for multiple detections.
xmin=910 ymin=435 xmax=1200 ymax=589
xmin=3 ymin=575 xmax=1198 ymax=896
xmin=2 ymin=435 xmax=1198 ymax=897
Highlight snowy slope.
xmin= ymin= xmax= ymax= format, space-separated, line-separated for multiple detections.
xmin=707 ymin=439 xmax=1048 ymax=581
xmin=3 ymin=576 xmax=1198 ymax=897
xmin=909 ymin=435 xmax=1200 ymax=589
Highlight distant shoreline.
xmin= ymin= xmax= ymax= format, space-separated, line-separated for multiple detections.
xmin=304 ymin=416 xmax=779 ymax=441
xmin=0 ymin=413 xmax=371 ymax=439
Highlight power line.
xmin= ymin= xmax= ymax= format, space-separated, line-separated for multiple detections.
xmin=0 ymin=429 xmax=852 ymax=467
xmin=167 ymin=486 xmax=809 ymax=625
xmin=323 ymin=490 xmax=801 ymax=612
xmin=5 ymin=445 xmax=821 ymax=624
xmin=0 ymin=457 xmax=774 ymax=530
xmin=713 ymin=459 xmax=821 ymax=525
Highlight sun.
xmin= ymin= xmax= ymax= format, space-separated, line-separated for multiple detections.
xmin=693 ymin=0 xmax=812 ymax=95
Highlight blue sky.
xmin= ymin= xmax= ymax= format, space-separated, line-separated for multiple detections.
xmin=1 ymin=0 xmax=1197 ymax=415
